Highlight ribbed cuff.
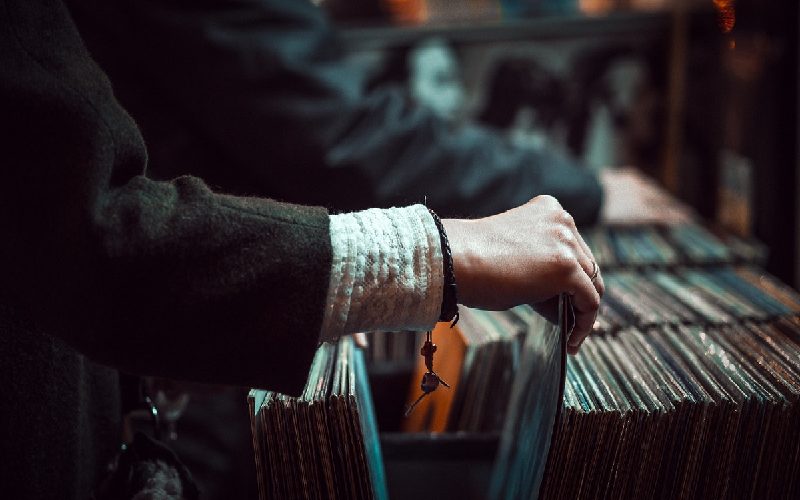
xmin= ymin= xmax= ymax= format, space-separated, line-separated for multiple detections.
xmin=319 ymin=205 xmax=443 ymax=342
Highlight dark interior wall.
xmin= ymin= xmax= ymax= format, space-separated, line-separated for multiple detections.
xmin=680 ymin=0 xmax=798 ymax=286
xmin=737 ymin=0 xmax=798 ymax=287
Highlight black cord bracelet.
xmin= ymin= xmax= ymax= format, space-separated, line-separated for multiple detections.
xmin=428 ymin=208 xmax=459 ymax=327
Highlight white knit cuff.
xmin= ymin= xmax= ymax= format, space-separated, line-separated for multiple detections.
xmin=319 ymin=205 xmax=443 ymax=342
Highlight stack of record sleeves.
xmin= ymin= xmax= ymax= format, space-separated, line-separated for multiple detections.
xmin=491 ymin=266 xmax=800 ymax=499
xmin=537 ymin=319 xmax=800 ymax=499
xmin=583 ymin=223 xmax=767 ymax=269
xmin=248 ymin=337 xmax=388 ymax=500
xmin=401 ymin=260 xmax=800 ymax=499
xmin=364 ymin=330 xmax=423 ymax=364
xmin=595 ymin=266 xmax=800 ymax=333
xmin=402 ymin=306 xmax=535 ymax=432
xmin=445 ymin=306 xmax=535 ymax=432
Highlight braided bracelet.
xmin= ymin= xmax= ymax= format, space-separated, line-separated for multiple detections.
xmin=428 ymin=208 xmax=459 ymax=327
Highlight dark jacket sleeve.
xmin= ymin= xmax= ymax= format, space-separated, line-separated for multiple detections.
xmin=0 ymin=0 xmax=331 ymax=395
xmin=65 ymin=0 xmax=602 ymax=224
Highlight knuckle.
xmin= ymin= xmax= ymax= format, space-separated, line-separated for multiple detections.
xmin=552 ymin=252 xmax=577 ymax=275
xmin=552 ymin=226 xmax=575 ymax=245
xmin=535 ymin=194 xmax=561 ymax=209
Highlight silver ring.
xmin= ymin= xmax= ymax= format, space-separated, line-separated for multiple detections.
xmin=590 ymin=261 xmax=599 ymax=282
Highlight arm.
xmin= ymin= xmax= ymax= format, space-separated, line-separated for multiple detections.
xmin=65 ymin=0 xmax=603 ymax=223
xmin=1 ymin=0 xmax=330 ymax=394
xmin=1 ymin=0 xmax=600 ymax=408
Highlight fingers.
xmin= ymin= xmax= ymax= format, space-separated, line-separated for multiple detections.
xmin=548 ymin=201 xmax=602 ymax=354
xmin=567 ymin=266 xmax=600 ymax=355
xmin=562 ymin=210 xmax=605 ymax=298
xmin=540 ymin=199 xmax=602 ymax=354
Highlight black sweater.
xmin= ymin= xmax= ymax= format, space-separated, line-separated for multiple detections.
xmin=0 ymin=0 xmax=331 ymax=497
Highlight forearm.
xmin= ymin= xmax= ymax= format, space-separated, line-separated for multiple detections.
xmin=1 ymin=0 xmax=331 ymax=394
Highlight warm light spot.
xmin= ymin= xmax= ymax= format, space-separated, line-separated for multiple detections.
xmin=579 ymin=0 xmax=615 ymax=15
xmin=714 ymin=1 xmax=736 ymax=34
xmin=385 ymin=0 xmax=428 ymax=25
xmin=719 ymin=6 xmax=736 ymax=33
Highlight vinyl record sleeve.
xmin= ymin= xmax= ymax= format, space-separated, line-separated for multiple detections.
xmin=489 ymin=294 xmax=573 ymax=500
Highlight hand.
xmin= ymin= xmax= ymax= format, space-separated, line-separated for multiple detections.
xmin=600 ymin=168 xmax=692 ymax=225
xmin=442 ymin=195 xmax=603 ymax=354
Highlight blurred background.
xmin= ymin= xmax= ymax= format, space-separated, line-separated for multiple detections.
xmin=128 ymin=2 xmax=799 ymax=498
xmin=325 ymin=0 xmax=798 ymax=290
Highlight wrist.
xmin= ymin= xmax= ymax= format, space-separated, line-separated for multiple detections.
xmin=441 ymin=218 xmax=482 ymax=309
